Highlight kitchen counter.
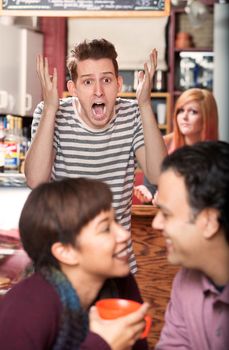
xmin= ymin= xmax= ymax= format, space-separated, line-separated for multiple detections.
xmin=0 ymin=174 xmax=31 ymax=230
xmin=0 ymin=173 xmax=27 ymax=187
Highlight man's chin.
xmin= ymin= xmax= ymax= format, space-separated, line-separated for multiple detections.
xmin=91 ymin=114 xmax=111 ymax=128
xmin=167 ymin=254 xmax=181 ymax=266
xmin=93 ymin=115 xmax=107 ymax=123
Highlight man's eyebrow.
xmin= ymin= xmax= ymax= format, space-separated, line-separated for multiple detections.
xmin=157 ymin=203 xmax=171 ymax=213
xmin=79 ymin=71 xmax=115 ymax=78
xmin=101 ymin=71 xmax=115 ymax=75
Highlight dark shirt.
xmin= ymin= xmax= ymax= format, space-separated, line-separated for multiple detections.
xmin=0 ymin=272 xmax=148 ymax=350
xmin=143 ymin=176 xmax=157 ymax=196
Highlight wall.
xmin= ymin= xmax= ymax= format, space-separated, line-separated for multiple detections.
xmin=213 ymin=2 xmax=229 ymax=142
xmin=39 ymin=17 xmax=67 ymax=97
xmin=68 ymin=17 xmax=168 ymax=71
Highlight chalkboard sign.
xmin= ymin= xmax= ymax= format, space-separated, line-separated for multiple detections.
xmin=0 ymin=0 xmax=170 ymax=17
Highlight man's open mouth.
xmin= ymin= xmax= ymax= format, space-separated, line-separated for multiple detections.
xmin=92 ymin=102 xmax=105 ymax=117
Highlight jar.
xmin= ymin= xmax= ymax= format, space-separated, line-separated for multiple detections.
xmin=152 ymin=70 xmax=167 ymax=92
xmin=175 ymin=32 xmax=194 ymax=49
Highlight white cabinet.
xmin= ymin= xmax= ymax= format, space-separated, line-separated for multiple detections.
xmin=0 ymin=24 xmax=43 ymax=116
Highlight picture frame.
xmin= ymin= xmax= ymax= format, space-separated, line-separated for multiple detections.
xmin=0 ymin=0 xmax=170 ymax=17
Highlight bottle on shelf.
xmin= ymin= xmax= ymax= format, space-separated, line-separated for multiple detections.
xmin=179 ymin=57 xmax=195 ymax=90
xmin=178 ymin=53 xmax=214 ymax=91
xmin=4 ymin=115 xmax=20 ymax=173
xmin=152 ymin=70 xmax=167 ymax=92
xmin=0 ymin=117 xmax=6 ymax=173
xmin=175 ymin=32 xmax=194 ymax=49
xmin=19 ymin=126 xmax=30 ymax=174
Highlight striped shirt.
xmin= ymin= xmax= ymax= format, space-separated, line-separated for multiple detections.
xmin=32 ymin=97 xmax=145 ymax=272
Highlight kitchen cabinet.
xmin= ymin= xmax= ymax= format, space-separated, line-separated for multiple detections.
xmin=168 ymin=1 xmax=214 ymax=116
xmin=0 ymin=24 xmax=43 ymax=117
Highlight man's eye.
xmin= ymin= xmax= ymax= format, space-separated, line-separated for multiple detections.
xmin=84 ymin=80 xmax=92 ymax=86
xmin=161 ymin=211 xmax=169 ymax=219
xmin=103 ymin=77 xmax=111 ymax=84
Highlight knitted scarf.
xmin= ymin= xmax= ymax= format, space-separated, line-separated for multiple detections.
xmin=40 ymin=267 xmax=89 ymax=350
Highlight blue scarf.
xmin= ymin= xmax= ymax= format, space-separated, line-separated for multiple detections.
xmin=40 ymin=267 xmax=89 ymax=350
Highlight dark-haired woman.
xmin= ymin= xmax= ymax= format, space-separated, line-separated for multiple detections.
xmin=0 ymin=178 xmax=149 ymax=350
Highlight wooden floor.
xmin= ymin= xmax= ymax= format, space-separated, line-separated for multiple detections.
xmin=131 ymin=205 xmax=178 ymax=350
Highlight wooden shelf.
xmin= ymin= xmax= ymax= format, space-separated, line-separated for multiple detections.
xmin=119 ymin=92 xmax=170 ymax=98
xmin=63 ymin=91 xmax=170 ymax=99
xmin=119 ymin=92 xmax=171 ymax=133
xmin=174 ymin=47 xmax=213 ymax=53
xmin=168 ymin=4 xmax=214 ymax=116
xmin=131 ymin=204 xmax=158 ymax=217
xmin=62 ymin=91 xmax=172 ymax=134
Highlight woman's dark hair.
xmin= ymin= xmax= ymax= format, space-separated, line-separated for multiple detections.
xmin=19 ymin=178 xmax=113 ymax=270
xmin=161 ymin=141 xmax=229 ymax=243
xmin=67 ymin=38 xmax=119 ymax=82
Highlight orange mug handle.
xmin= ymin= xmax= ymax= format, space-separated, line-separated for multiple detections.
xmin=141 ymin=315 xmax=152 ymax=339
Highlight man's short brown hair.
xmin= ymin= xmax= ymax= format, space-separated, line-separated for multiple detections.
xmin=67 ymin=38 xmax=119 ymax=82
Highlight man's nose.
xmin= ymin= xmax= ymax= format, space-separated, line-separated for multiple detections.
xmin=152 ymin=211 xmax=164 ymax=230
xmin=94 ymin=81 xmax=103 ymax=96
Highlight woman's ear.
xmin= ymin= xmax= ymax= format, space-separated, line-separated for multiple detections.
xmin=67 ymin=80 xmax=77 ymax=97
xmin=200 ymin=208 xmax=220 ymax=239
xmin=51 ymin=242 xmax=79 ymax=266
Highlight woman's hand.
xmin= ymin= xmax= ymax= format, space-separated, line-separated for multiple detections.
xmin=152 ymin=190 xmax=159 ymax=207
xmin=36 ymin=55 xmax=59 ymax=113
xmin=133 ymin=185 xmax=153 ymax=204
xmin=136 ymin=49 xmax=157 ymax=108
xmin=89 ymin=302 xmax=150 ymax=350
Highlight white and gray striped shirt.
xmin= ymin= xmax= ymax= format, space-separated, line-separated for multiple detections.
xmin=32 ymin=97 xmax=145 ymax=272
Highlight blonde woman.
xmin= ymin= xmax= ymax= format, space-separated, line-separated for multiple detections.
xmin=134 ymin=88 xmax=219 ymax=204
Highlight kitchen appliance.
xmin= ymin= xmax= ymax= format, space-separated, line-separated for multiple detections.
xmin=0 ymin=24 xmax=43 ymax=116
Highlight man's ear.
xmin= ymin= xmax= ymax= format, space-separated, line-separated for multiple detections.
xmin=51 ymin=242 xmax=79 ymax=266
xmin=200 ymin=208 xmax=220 ymax=239
xmin=117 ymin=75 xmax=123 ymax=94
xmin=67 ymin=80 xmax=77 ymax=97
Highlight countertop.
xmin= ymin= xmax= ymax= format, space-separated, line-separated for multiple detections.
xmin=0 ymin=173 xmax=27 ymax=187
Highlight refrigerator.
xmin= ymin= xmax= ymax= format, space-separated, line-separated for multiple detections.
xmin=0 ymin=24 xmax=43 ymax=116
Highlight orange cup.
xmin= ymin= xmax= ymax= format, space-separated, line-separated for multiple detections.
xmin=95 ymin=298 xmax=152 ymax=338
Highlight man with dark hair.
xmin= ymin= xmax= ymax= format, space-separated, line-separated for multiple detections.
xmin=153 ymin=141 xmax=229 ymax=349
xmin=24 ymin=38 xmax=166 ymax=273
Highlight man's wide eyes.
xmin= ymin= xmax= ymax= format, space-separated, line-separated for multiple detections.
xmin=104 ymin=77 xmax=111 ymax=83
xmin=82 ymin=78 xmax=111 ymax=85
xmin=160 ymin=211 xmax=170 ymax=220
xmin=84 ymin=80 xmax=92 ymax=85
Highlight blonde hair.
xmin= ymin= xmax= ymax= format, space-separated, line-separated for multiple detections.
xmin=170 ymin=89 xmax=218 ymax=152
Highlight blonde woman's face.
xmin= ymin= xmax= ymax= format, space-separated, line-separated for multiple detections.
xmin=176 ymin=101 xmax=203 ymax=140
